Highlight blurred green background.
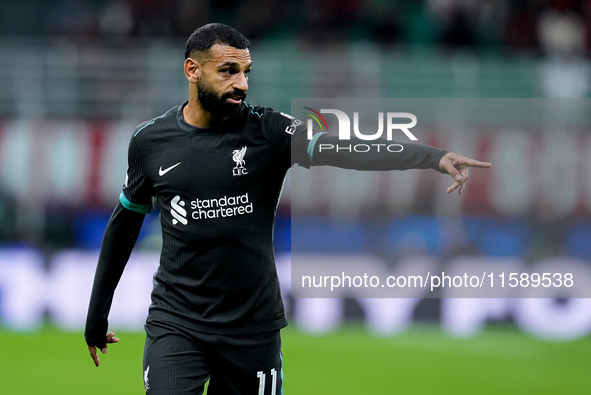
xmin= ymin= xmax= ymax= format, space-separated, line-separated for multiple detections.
xmin=2 ymin=325 xmax=590 ymax=394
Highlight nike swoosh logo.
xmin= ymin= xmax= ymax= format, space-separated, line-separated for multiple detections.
xmin=159 ymin=162 xmax=181 ymax=176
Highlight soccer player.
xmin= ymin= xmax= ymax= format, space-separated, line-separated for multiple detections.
xmin=85 ymin=23 xmax=491 ymax=394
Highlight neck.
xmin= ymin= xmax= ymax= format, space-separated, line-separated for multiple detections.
xmin=182 ymin=95 xmax=218 ymax=128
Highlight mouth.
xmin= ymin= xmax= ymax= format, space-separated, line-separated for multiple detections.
xmin=224 ymin=92 xmax=246 ymax=105
xmin=226 ymin=97 xmax=244 ymax=104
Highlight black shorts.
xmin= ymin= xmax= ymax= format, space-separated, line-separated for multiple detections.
xmin=142 ymin=320 xmax=283 ymax=395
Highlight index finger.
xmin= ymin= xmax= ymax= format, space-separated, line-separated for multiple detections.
xmin=88 ymin=346 xmax=100 ymax=367
xmin=461 ymin=159 xmax=492 ymax=168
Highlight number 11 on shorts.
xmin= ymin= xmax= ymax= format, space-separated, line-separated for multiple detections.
xmin=257 ymin=368 xmax=277 ymax=395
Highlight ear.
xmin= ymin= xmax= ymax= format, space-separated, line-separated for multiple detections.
xmin=184 ymin=57 xmax=201 ymax=84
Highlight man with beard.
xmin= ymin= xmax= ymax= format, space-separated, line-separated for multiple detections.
xmin=85 ymin=23 xmax=490 ymax=394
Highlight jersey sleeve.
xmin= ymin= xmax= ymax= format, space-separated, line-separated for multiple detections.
xmin=310 ymin=134 xmax=448 ymax=172
xmin=119 ymin=133 xmax=153 ymax=214
xmin=259 ymin=109 xmax=314 ymax=169
xmin=84 ymin=202 xmax=145 ymax=348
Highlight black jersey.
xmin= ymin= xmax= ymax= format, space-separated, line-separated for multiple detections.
xmin=120 ymin=102 xmax=307 ymax=334
xmin=85 ymin=101 xmax=447 ymax=344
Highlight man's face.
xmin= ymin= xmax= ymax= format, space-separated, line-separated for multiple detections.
xmin=196 ymin=44 xmax=252 ymax=119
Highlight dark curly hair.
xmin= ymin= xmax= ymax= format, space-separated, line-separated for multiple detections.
xmin=184 ymin=23 xmax=250 ymax=61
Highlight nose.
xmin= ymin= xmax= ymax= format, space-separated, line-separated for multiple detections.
xmin=233 ymin=72 xmax=248 ymax=92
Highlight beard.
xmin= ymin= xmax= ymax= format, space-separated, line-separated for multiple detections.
xmin=197 ymin=77 xmax=246 ymax=120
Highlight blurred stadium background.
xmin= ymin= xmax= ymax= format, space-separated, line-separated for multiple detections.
xmin=1 ymin=0 xmax=591 ymax=394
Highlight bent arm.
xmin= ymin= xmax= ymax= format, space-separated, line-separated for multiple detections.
xmin=84 ymin=202 xmax=145 ymax=348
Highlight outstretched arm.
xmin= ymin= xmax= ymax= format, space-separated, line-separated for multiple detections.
xmin=84 ymin=202 xmax=145 ymax=367
xmin=308 ymin=134 xmax=449 ymax=171
xmin=304 ymin=134 xmax=491 ymax=192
